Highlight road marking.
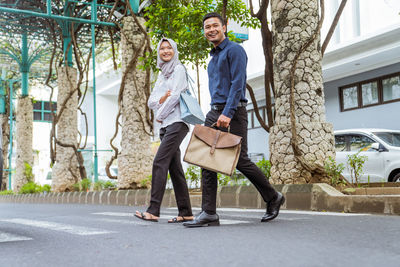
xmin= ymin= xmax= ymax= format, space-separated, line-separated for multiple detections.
xmin=0 ymin=219 xmax=116 ymax=236
xmin=98 ymin=218 xmax=153 ymax=225
xmin=93 ymin=212 xmax=252 ymax=225
xmin=93 ymin=212 xmax=133 ymax=217
xmin=168 ymin=207 xmax=370 ymax=216
xmin=220 ymin=219 xmax=250 ymax=225
xmin=0 ymin=231 xmax=32 ymax=243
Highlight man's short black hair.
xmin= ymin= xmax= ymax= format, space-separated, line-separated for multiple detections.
xmin=202 ymin=12 xmax=225 ymax=26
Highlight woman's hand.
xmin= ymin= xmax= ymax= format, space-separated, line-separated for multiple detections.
xmin=159 ymin=90 xmax=172 ymax=104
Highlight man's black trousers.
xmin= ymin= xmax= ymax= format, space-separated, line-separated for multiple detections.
xmin=201 ymin=107 xmax=278 ymax=214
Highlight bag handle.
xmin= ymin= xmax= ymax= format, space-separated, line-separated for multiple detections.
xmin=211 ymin=122 xmax=230 ymax=133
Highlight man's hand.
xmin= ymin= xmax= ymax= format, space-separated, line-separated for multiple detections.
xmin=216 ymin=114 xmax=231 ymax=128
xmin=159 ymin=90 xmax=171 ymax=104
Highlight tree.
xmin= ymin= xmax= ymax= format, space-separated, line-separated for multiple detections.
xmin=144 ymin=0 xmax=258 ymax=103
xmin=247 ymin=0 xmax=347 ymax=184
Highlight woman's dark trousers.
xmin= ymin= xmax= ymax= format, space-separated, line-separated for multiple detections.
xmin=147 ymin=122 xmax=193 ymax=217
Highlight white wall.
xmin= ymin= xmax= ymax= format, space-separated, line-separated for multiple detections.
xmin=324 ymin=62 xmax=400 ymax=131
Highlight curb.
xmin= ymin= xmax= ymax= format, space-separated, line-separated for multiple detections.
xmin=0 ymin=183 xmax=399 ymax=215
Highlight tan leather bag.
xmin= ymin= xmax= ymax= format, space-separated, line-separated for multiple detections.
xmin=183 ymin=124 xmax=242 ymax=176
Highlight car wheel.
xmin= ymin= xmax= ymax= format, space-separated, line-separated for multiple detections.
xmin=392 ymin=173 xmax=400 ymax=182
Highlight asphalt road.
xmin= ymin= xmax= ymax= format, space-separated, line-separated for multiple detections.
xmin=0 ymin=203 xmax=399 ymax=267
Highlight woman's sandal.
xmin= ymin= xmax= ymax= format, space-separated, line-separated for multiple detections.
xmin=134 ymin=212 xmax=159 ymax=222
xmin=168 ymin=216 xmax=194 ymax=223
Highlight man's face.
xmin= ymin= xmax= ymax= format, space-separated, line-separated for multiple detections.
xmin=203 ymin=17 xmax=226 ymax=46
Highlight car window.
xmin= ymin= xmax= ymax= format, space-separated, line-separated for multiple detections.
xmin=373 ymin=132 xmax=400 ymax=147
xmin=349 ymin=134 xmax=375 ymax=152
xmin=335 ymin=135 xmax=347 ymax=152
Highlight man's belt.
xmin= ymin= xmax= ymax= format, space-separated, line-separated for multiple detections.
xmin=211 ymin=101 xmax=247 ymax=111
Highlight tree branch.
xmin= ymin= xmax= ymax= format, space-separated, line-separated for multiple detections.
xmin=321 ymin=0 xmax=347 ymax=56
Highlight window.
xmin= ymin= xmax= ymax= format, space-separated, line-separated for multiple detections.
xmin=334 ymin=135 xmax=346 ymax=152
xmin=247 ymin=110 xmax=252 ymax=129
xmin=339 ymin=72 xmax=400 ymax=111
xmin=382 ymin=75 xmax=400 ymax=102
xmin=247 ymin=107 xmax=269 ymax=129
xmin=349 ymin=135 xmax=375 ymax=152
xmin=373 ymin=132 xmax=400 ymax=147
xmin=33 ymin=101 xmax=57 ymax=122
xmin=342 ymin=86 xmax=358 ymax=110
xmin=361 ymin=81 xmax=378 ymax=106
xmin=252 ymin=107 xmax=264 ymax=128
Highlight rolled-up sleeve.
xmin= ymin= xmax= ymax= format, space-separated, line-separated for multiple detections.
xmin=155 ymin=65 xmax=188 ymax=121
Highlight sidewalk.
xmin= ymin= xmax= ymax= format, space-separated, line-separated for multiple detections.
xmin=1 ymin=183 xmax=399 ymax=215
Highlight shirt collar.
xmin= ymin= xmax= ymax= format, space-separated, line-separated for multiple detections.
xmin=210 ymin=38 xmax=229 ymax=56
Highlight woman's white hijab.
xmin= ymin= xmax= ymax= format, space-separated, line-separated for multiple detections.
xmin=156 ymin=38 xmax=181 ymax=79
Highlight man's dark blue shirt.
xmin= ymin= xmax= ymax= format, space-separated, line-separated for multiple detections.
xmin=208 ymin=38 xmax=248 ymax=118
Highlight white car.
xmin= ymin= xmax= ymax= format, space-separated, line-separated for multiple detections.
xmin=334 ymin=129 xmax=400 ymax=183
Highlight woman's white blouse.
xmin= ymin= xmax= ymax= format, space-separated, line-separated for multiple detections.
xmin=148 ymin=64 xmax=189 ymax=129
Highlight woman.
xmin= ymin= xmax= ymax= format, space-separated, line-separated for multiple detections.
xmin=135 ymin=38 xmax=193 ymax=223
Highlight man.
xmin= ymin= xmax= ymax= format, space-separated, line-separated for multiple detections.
xmin=183 ymin=12 xmax=284 ymax=227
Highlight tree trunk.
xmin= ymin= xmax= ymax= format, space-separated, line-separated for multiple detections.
xmin=14 ymin=96 xmax=33 ymax=191
xmin=1 ymin=113 xmax=10 ymax=190
xmin=269 ymin=0 xmax=335 ymax=184
xmin=196 ymin=63 xmax=201 ymax=105
xmin=118 ymin=16 xmax=153 ymax=189
xmin=52 ymin=66 xmax=80 ymax=192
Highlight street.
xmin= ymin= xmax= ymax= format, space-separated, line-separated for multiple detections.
xmin=0 ymin=203 xmax=399 ymax=267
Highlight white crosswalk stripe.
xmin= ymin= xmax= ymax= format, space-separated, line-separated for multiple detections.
xmin=219 ymin=219 xmax=250 ymax=225
xmin=0 ymin=218 xmax=116 ymax=236
xmin=93 ymin=212 xmax=133 ymax=217
xmin=0 ymin=231 xmax=32 ymax=243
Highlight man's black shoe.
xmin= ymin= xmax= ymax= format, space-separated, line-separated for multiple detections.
xmin=183 ymin=211 xmax=220 ymax=227
xmin=261 ymin=192 xmax=285 ymax=222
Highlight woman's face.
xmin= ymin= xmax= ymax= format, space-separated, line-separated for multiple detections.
xmin=159 ymin=41 xmax=174 ymax=62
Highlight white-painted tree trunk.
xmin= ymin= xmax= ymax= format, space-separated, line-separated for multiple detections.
xmin=269 ymin=0 xmax=335 ymax=184
xmin=118 ymin=16 xmax=153 ymax=189
xmin=52 ymin=66 xmax=79 ymax=192
xmin=14 ymin=96 xmax=33 ymax=191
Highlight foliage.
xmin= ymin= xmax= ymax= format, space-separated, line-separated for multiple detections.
xmin=256 ymin=158 xmax=271 ymax=179
xmin=140 ymin=175 xmax=152 ymax=188
xmin=185 ymin=165 xmax=201 ymax=188
xmin=24 ymin=162 xmax=34 ymax=182
xmin=73 ymin=178 xmax=92 ymax=192
xmin=0 ymin=190 xmax=14 ymax=195
xmin=42 ymin=184 xmax=51 ymax=193
xmin=19 ymin=182 xmax=50 ymax=194
xmin=324 ymin=156 xmax=346 ymax=186
xmin=217 ymin=172 xmax=233 ymax=186
xmin=184 ymin=157 xmax=270 ymax=187
xmin=143 ymin=0 xmax=259 ymax=71
xmin=93 ymin=180 xmax=117 ymax=191
xmin=347 ymin=152 xmax=368 ymax=186
xmin=103 ymin=181 xmax=117 ymax=189
xmin=81 ymin=178 xmax=91 ymax=191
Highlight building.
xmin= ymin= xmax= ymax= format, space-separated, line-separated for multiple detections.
xmin=244 ymin=0 xmax=400 ymax=158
